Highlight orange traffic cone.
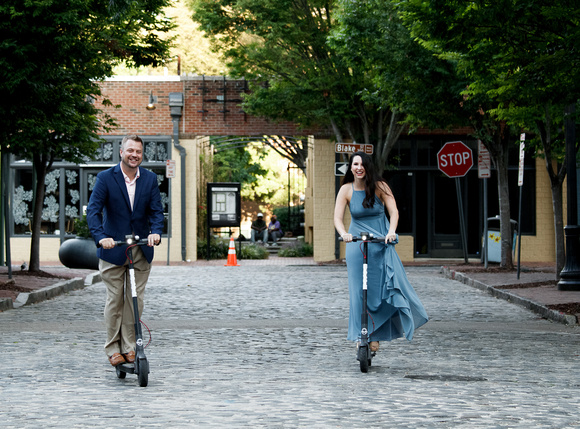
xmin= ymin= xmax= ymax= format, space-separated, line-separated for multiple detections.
xmin=224 ymin=236 xmax=240 ymax=266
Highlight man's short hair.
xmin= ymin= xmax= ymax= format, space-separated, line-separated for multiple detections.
xmin=121 ymin=134 xmax=144 ymax=150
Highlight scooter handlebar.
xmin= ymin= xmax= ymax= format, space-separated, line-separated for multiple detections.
xmin=338 ymin=235 xmax=387 ymax=243
xmin=97 ymin=236 xmax=161 ymax=247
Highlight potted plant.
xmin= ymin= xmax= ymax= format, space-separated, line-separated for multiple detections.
xmin=58 ymin=215 xmax=99 ymax=270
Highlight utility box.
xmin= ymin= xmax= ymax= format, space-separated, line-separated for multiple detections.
xmin=169 ymin=92 xmax=184 ymax=117
xmin=485 ymin=216 xmax=518 ymax=263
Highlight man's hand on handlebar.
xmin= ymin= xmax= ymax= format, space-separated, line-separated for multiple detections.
xmin=99 ymin=237 xmax=116 ymax=249
xmin=147 ymin=233 xmax=161 ymax=247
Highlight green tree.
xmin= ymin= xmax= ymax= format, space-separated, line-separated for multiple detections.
xmin=114 ymin=0 xmax=227 ymax=76
xmin=213 ymin=146 xmax=270 ymax=200
xmin=397 ymin=0 xmax=580 ymax=272
xmin=190 ymin=0 xmax=410 ymax=175
xmin=0 ymin=0 xmax=174 ymax=271
xmin=331 ymin=0 xmax=521 ymax=267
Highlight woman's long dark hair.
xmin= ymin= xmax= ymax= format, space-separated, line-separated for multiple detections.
xmin=341 ymin=151 xmax=388 ymax=208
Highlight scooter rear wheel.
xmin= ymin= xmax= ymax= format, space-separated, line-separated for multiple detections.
xmin=116 ymin=365 xmax=126 ymax=379
xmin=137 ymin=359 xmax=149 ymax=387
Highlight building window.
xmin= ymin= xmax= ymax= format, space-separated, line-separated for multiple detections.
xmin=10 ymin=136 xmax=171 ymax=237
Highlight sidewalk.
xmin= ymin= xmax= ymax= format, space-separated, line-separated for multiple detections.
xmin=1 ymin=258 xmax=578 ymax=325
xmin=439 ymin=262 xmax=580 ymax=325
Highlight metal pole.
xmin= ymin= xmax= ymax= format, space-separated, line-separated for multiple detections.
xmin=483 ymin=178 xmax=488 ymax=269
xmin=287 ymin=164 xmax=290 ymax=233
xmin=558 ymin=103 xmax=580 ymax=290
xmin=517 ymin=186 xmax=522 ymax=279
xmin=2 ymin=152 xmax=11 ymax=278
xmin=206 ymin=183 xmax=210 ymax=261
xmin=455 ymin=178 xmax=468 ymax=263
xmin=166 ymin=178 xmax=171 ymax=265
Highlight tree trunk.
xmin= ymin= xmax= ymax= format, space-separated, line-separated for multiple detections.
xmin=28 ymin=155 xmax=50 ymax=272
xmin=484 ymin=124 xmax=514 ymax=269
xmin=375 ymin=110 xmax=406 ymax=176
xmin=550 ymin=181 xmax=566 ymax=277
xmin=495 ymin=149 xmax=514 ymax=268
xmin=536 ymin=112 xmax=567 ymax=280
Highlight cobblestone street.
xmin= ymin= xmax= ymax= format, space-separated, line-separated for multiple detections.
xmin=1 ymin=265 xmax=579 ymax=428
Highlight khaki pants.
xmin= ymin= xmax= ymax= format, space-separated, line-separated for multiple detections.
xmin=100 ymin=247 xmax=151 ymax=357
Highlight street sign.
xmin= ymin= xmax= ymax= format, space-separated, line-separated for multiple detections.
xmin=478 ymin=140 xmax=491 ymax=179
xmin=335 ymin=143 xmax=374 ymax=154
xmin=335 ymin=162 xmax=348 ymax=176
xmin=437 ymin=141 xmax=473 ymax=178
xmin=165 ymin=159 xmax=176 ymax=178
xmin=518 ymin=133 xmax=525 ymax=186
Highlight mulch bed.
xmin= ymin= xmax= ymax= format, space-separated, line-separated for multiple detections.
xmin=0 ymin=269 xmax=82 ymax=302
xmin=547 ymin=303 xmax=580 ymax=316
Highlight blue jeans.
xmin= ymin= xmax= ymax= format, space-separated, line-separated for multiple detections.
xmin=269 ymin=230 xmax=283 ymax=243
xmin=251 ymin=229 xmax=268 ymax=244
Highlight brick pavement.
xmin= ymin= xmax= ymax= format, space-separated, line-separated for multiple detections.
xmin=1 ymin=263 xmax=579 ymax=427
xmin=1 ymin=257 xmax=579 ymax=325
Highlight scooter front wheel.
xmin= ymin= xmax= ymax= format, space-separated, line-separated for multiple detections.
xmin=358 ymin=346 xmax=369 ymax=373
xmin=116 ymin=365 xmax=126 ymax=379
xmin=137 ymin=358 xmax=149 ymax=387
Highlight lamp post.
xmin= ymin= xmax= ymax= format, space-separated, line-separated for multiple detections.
xmin=169 ymin=92 xmax=187 ymax=261
xmin=558 ymin=104 xmax=580 ymax=290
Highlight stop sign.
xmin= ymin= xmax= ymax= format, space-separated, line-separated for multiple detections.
xmin=437 ymin=141 xmax=473 ymax=178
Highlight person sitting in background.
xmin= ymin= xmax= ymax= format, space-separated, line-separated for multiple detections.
xmin=250 ymin=213 xmax=268 ymax=245
xmin=268 ymin=215 xmax=283 ymax=246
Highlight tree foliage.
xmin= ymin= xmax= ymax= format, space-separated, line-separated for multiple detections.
xmin=191 ymin=0 xmax=422 ymax=174
xmin=0 ymin=0 xmax=175 ymax=271
xmin=396 ymin=0 xmax=580 ymax=272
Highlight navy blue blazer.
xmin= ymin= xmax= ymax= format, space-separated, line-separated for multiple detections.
xmin=86 ymin=164 xmax=165 ymax=266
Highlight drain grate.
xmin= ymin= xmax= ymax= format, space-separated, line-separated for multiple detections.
xmin=404 ymin=374 xmax=487 ymax=382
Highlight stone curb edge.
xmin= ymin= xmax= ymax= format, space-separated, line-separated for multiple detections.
xmin=440 ymin=267 xmax=578 ymax=325
xmin=0 ymin=272 xmax=102 ymax=311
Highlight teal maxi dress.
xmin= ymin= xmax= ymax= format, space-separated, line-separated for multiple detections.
xmin=346 ymin=188 xmax=429 ymax=342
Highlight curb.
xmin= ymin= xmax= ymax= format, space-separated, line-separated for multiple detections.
xmin=7 ymin=272 xmax=102 ymax=310
xmin=0 ymin=297 xmax=12 ymax=312
xmin=440 ymin=267 xmax=578 ymax=325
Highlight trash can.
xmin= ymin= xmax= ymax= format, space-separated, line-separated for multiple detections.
xmin=484 ymin=216 xmax=518 ymax=263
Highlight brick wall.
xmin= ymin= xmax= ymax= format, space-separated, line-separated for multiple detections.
xmin=519 ymin=157 xmax=563 ymax=263
xmin=310 ymin=139 xmax=337 ymax=262
xmin=99 ymin=76 xmax=324 ymax=138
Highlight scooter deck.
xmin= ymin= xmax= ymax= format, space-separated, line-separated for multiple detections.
xmin=116 ymin=363 xmax=136 ymax=374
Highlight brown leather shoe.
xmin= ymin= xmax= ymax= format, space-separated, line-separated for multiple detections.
xmin=122 ymin=351 xmax=135 ymax=363
xmin=108 ymin=353 xmax=126 ymax=366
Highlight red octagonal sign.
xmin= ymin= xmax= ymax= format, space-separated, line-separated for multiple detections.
xmin=437 ymin=141 xmax=473 ymax=178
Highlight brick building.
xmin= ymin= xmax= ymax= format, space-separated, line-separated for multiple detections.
xmin=6 ymin=76 xmax=561 ymax=264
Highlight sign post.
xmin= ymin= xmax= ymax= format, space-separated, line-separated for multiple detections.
xmin=517 ymin=134 xmax=525 ymax=278
xmin=165 ymin=160 xmax=176 ymax=265
xmin=437 ymin=141 xmax=473 ymax=262
xmin=478 ymin=141 xmax=491 ymax=268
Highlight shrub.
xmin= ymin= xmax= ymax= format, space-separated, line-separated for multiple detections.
xmin=239 ymin=244 xmax=269 ymax=259
xmin=74 ymin=215 xmax=92 ymax=239
xmin=197 ymin=237 xmax=230 ymax=259
xmin=278 ymin=241 xmax=313 ymax=257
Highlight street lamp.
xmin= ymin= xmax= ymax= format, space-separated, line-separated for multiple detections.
xmin=146 ymin=90 xmax=157 ymax=111
xmin=558 ymin=104 xmax=580 ymax=290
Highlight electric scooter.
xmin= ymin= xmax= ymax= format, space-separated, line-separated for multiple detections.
xmin=111 ymin=235 xmax=154 ymax=387
xmin=340 ymin=232 xmax=386 ymax=373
